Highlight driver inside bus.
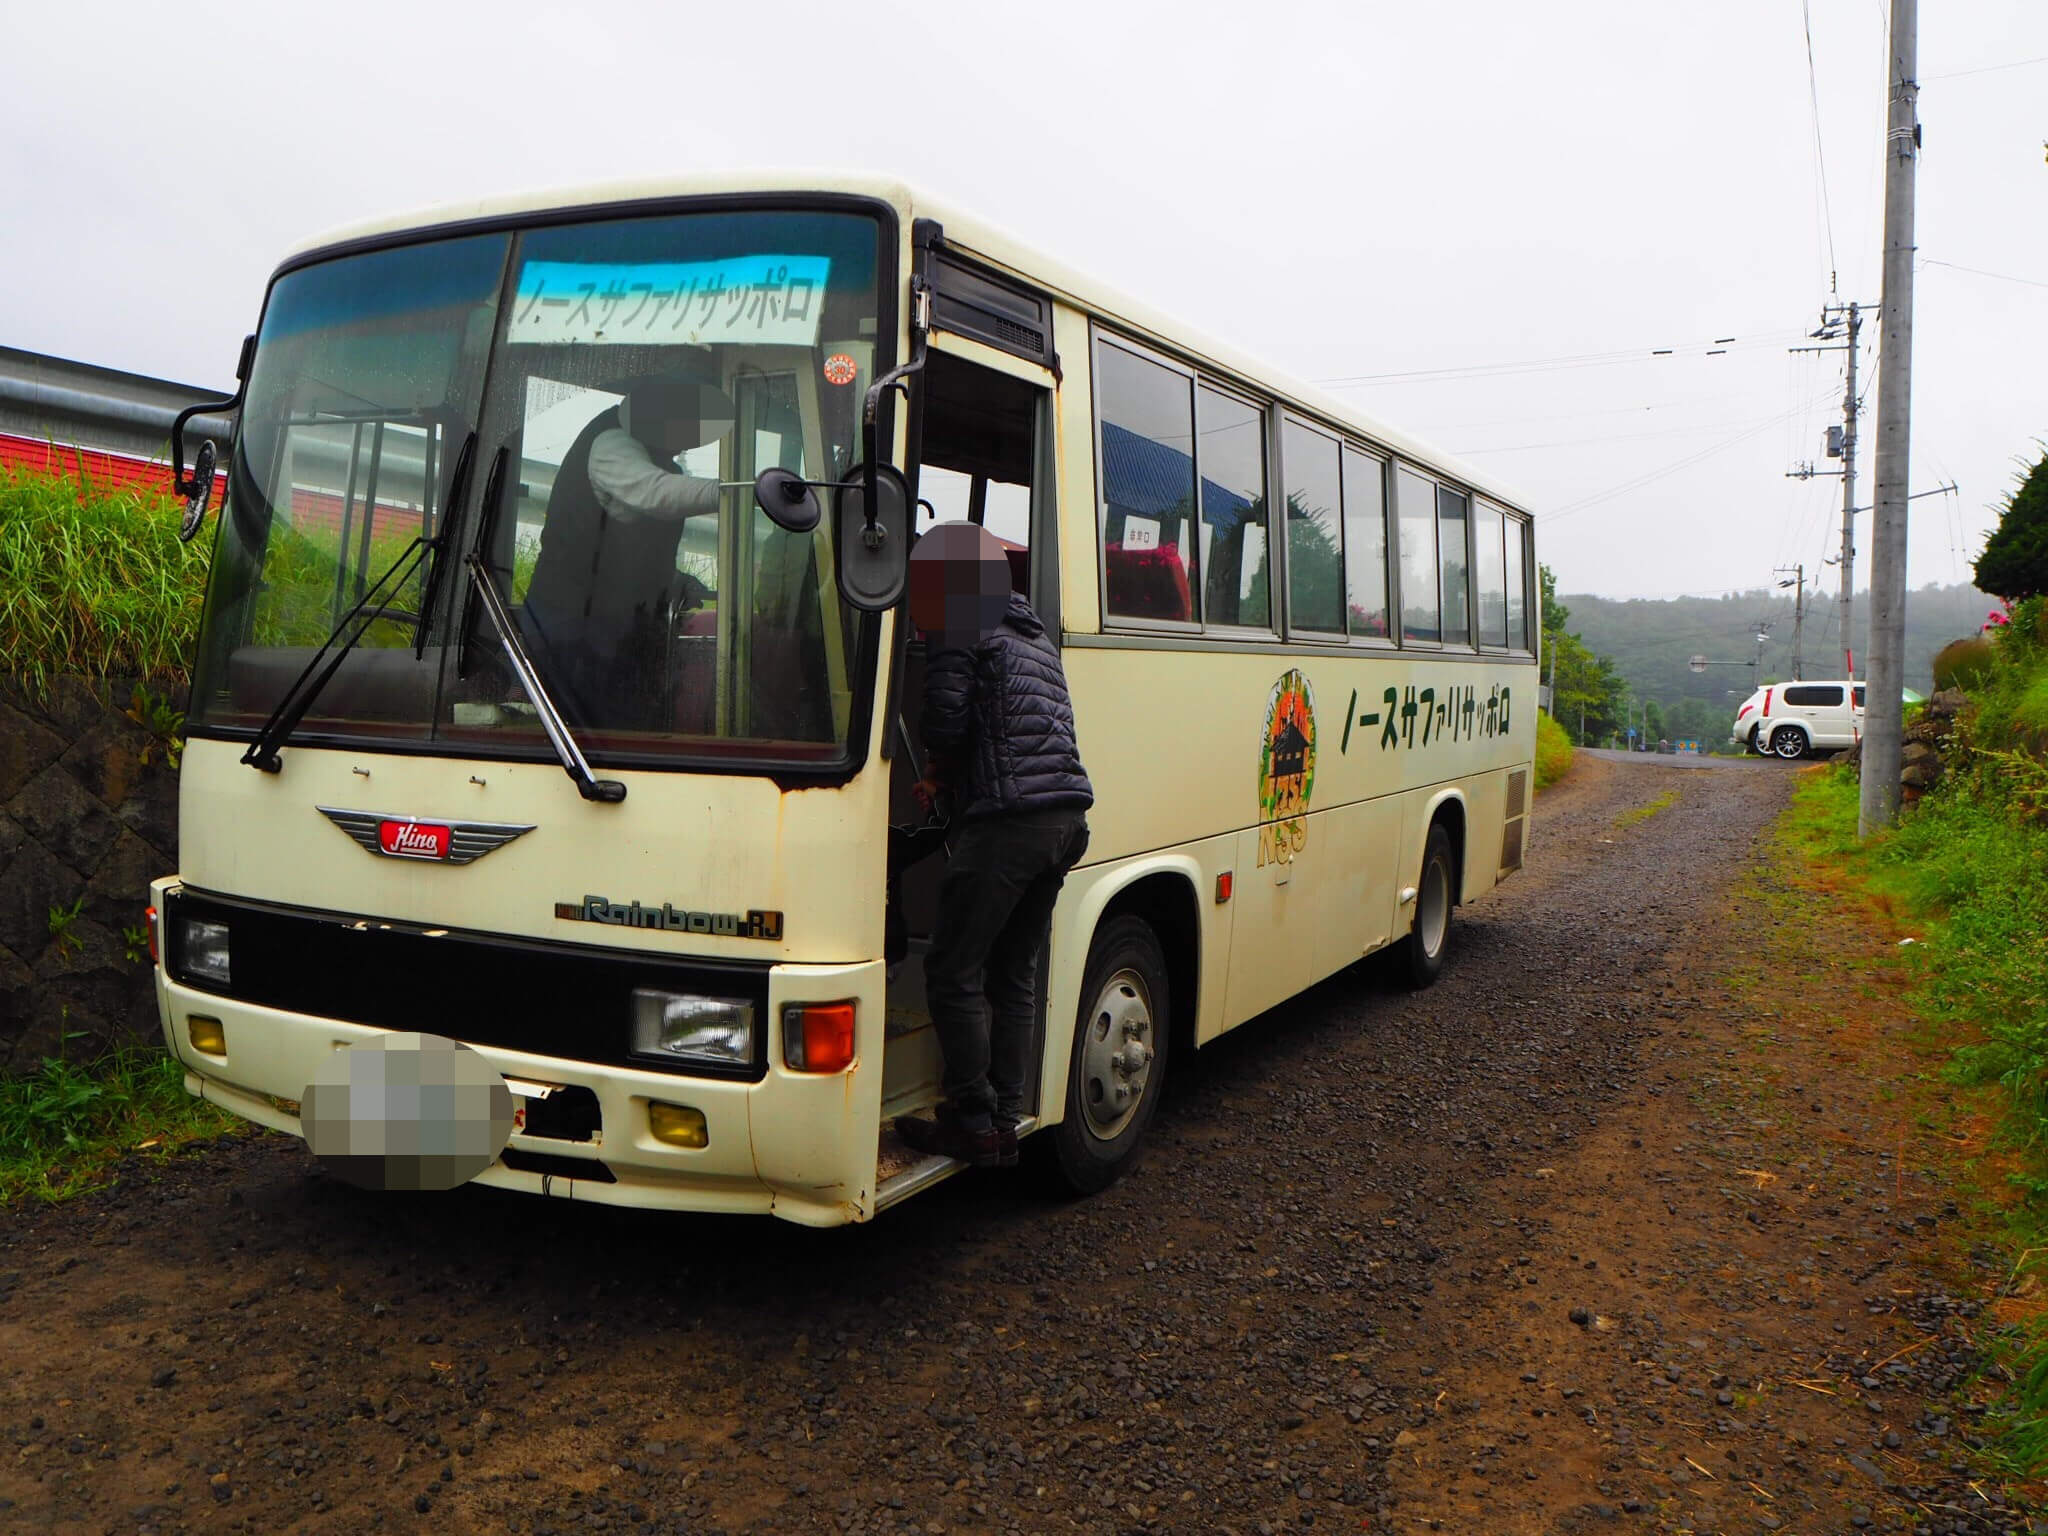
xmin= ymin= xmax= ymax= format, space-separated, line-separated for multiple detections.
xmin=519 ymin=368 xmax=735 ymax=728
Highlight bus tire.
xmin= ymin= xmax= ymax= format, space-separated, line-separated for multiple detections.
xmin=1046 ymin=914 xmax=1170 ymax=1196
xmin=1399 ymin=822 xmax=1456 ymax=989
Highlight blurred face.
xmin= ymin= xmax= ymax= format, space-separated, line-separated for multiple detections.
xmin=637 ymin=409 xmax=698 ymax=460
xmin=909 ymin=522 xmax=1012 ymax=647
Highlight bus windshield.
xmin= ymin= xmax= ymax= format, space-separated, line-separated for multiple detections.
xmin=189 ymin=207 xmax=888 ymax=769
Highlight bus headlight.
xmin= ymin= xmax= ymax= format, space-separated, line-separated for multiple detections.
xmin=179 ymin=918 xmax=232 ymax=986
xmin=629 ymin=990 xmax=754 ymax=1069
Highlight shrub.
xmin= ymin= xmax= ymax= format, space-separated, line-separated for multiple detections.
xmin=1535 ymin=710 xmax=1573 ymax=790
xmin=1934 ymin=634 xmax=1999 ymax=692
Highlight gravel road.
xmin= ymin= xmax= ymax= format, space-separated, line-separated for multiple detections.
xmin=2 ymin=753 xmax=2027 ymax=1536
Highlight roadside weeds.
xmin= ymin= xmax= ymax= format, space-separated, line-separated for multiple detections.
xmin=0 ymin=1046 xmax=243 ymax=1207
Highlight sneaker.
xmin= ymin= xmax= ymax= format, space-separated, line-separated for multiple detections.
xmin=894 ymin=1108 xmax=1000 ymax=1169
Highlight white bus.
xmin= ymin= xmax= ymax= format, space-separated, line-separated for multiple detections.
xmin=152 ymin=172 xmax=1537 ymax=1225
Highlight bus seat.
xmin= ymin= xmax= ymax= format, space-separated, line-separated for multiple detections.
xmin=1104 ymin=542 xmax=1191 ymax=622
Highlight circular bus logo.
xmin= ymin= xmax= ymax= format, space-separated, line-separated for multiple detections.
xmin=1258 ymin=669 xmax=1317 ymax=823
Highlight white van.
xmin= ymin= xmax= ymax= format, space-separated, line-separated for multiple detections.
xmin=1749 ymin=680 xmax=1865 ymax=758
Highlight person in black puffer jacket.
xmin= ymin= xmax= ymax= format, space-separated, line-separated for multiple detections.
xmin=895 ymin=528 xmax=1093 ymax=1170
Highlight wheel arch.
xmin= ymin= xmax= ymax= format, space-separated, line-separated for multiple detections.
xmin=1417 ymin=787 xmax=1469 ymax=905
xmin=1041 ymin=858 xmax=1203 ymax=1127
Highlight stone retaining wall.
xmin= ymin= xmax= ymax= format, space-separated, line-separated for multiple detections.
xmin=0 ymin=675 xmax=181 ymax=1071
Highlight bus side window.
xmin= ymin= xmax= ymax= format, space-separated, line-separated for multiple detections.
xmin=1096 ymin=341 xmax=1197 ymax=625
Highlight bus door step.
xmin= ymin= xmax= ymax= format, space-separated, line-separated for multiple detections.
xmin=874 ymin=1115 xmax=1038 ymax=1212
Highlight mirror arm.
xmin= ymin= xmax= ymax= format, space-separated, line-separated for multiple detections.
xmin=171 ymin=333 xmax=254 ymax=500
xmin=858 ymin=266 xmax=934 ymax=539
xmin=171 ymin=334 xmax=255 ymax=543
xmin=859 ymin=354 xmax=926 ymax=544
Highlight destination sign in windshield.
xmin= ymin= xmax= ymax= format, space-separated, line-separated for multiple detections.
xmin=510 ymin=255 xmax=832 ymax=348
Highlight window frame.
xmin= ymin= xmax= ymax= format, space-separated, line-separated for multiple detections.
xmin=1391 ymin=461 xmax=1443 ymax=649
xmin=1503 ymin=509 xmax=1534 ymax=655
xmin=1091 ymin=330 xmax=1205 ymax=635
xmin=1434 ymin=481 xmax=1476 ymax=652
xmin=1471 ymin=496 xmax=1511 ymax=653
xmin=1199 ymin=375 xmax=1282 ymax=638
xmin=1277 ymin=411 xmax=1349 ymax=645
xmin=1340 ymin=443 xmax=1397 ymax=651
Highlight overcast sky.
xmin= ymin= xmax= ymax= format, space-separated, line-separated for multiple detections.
xmin=6 ymin=1 xmax=2042 ymax=613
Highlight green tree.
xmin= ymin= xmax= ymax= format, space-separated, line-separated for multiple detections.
xmin=1549 ymin=628 xmax=1626 ymax=744
xmin=1541 ymin=563 xmax=1626 ymax=743
xmin=1540 ymin=563 xmax=1571 ymax=639
xmin=1975 ymin=451 xmax=2048 ymax=602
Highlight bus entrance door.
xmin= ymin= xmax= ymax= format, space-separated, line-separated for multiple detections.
xmin=878 ymin=348 xmax=1053 ymax=1157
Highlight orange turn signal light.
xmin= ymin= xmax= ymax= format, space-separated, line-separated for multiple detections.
xmin=186 ymin=1015 xmax=226 ymax=1056
xmin=143 ymin=905 xmax=159 ymax=965
xmin=1215 ymin=872 xmax=1233 ymax=905
xmin=783 ymin=1001 xmax=856 ymax=1073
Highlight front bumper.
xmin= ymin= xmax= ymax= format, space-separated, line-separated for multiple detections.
xmin=152 ymin=880 xmax=885 ymax=1226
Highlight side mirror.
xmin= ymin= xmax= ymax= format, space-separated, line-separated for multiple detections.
xmin=177 ymin=439 xmax=218 ymax=543
xmin=834 ymin=463 xmax=910 ymax=613
xmin=752 ymin=466 xmax=821 ymax=533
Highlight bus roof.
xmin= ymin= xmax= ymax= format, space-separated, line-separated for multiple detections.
xmin=283 ymin=170 xmax=1534 ymax=518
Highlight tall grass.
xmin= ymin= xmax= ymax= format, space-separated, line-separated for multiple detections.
xmin=0 ymin=466 xmax=210 ymax=692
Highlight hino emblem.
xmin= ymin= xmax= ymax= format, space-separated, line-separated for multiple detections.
xmin=318 ymin=807 xmax=535 ymax=865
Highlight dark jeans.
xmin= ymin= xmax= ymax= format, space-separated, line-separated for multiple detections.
xmin=923 ymin=807 xmax=1090 ymax=1132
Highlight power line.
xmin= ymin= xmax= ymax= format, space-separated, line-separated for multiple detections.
xmin=1451 ymin=404 xmax=1832 ymax=458
xmin=1413 ymin=395 xmax=1755 ymax=434
xmin=1311 ymin=332 xmax=1798 ymax=388
xmin=1920 ymin=259 xmax=2048 ymax=291
xmin=1923 ymin=52 xmax=2048 ymax=80
xmin=1802 ymin=0 xmax=1841 ymax=292
xmin=1546 ymin=385 xmax=1841 ymax=525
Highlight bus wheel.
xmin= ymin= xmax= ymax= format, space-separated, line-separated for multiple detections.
xmin=1400 ymin=823 xmax=1456 ymax=989
xmin=1048 ymin=914 xmax=1170 ymax=1195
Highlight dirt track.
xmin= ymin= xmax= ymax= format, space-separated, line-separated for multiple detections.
xmin=1 ymin=753 xmax=2031 ymax=1536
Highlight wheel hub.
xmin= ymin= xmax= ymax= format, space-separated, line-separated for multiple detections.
xmin=1418 ymin=855 xmax=1450 ymax=956
xmin=1080 ymin=969 xmax=1155 ymax=1141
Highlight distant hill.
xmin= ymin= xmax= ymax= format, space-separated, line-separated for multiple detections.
xmin=1560 ymin=582 xmax=1999 ymax=708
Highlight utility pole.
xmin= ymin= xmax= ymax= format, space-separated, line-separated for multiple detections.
xmin=1837 ymin=305 xmax=1861 ymax=678
xmin=1774 ymin=564 xmax=1806 ymax=679
xmin=1860 ymin=0 xmax=1919 ymax=838
xmin=1787 ymin=304 xmax=1864 ymax=677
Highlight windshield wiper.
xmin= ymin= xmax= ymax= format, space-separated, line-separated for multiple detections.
xmin=242 ymin=535 xmax=434 ymax=774
xmin=461 ymin=549 xmax=627 ymax=804
xmin=414 ymin=429 xmax=477 ymax=659
xmin=456 ymin=446 xmax=510 ymax=681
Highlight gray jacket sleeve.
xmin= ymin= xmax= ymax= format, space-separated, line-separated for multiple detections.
xmin=587 ymin=430 xmax=721 ymax=523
